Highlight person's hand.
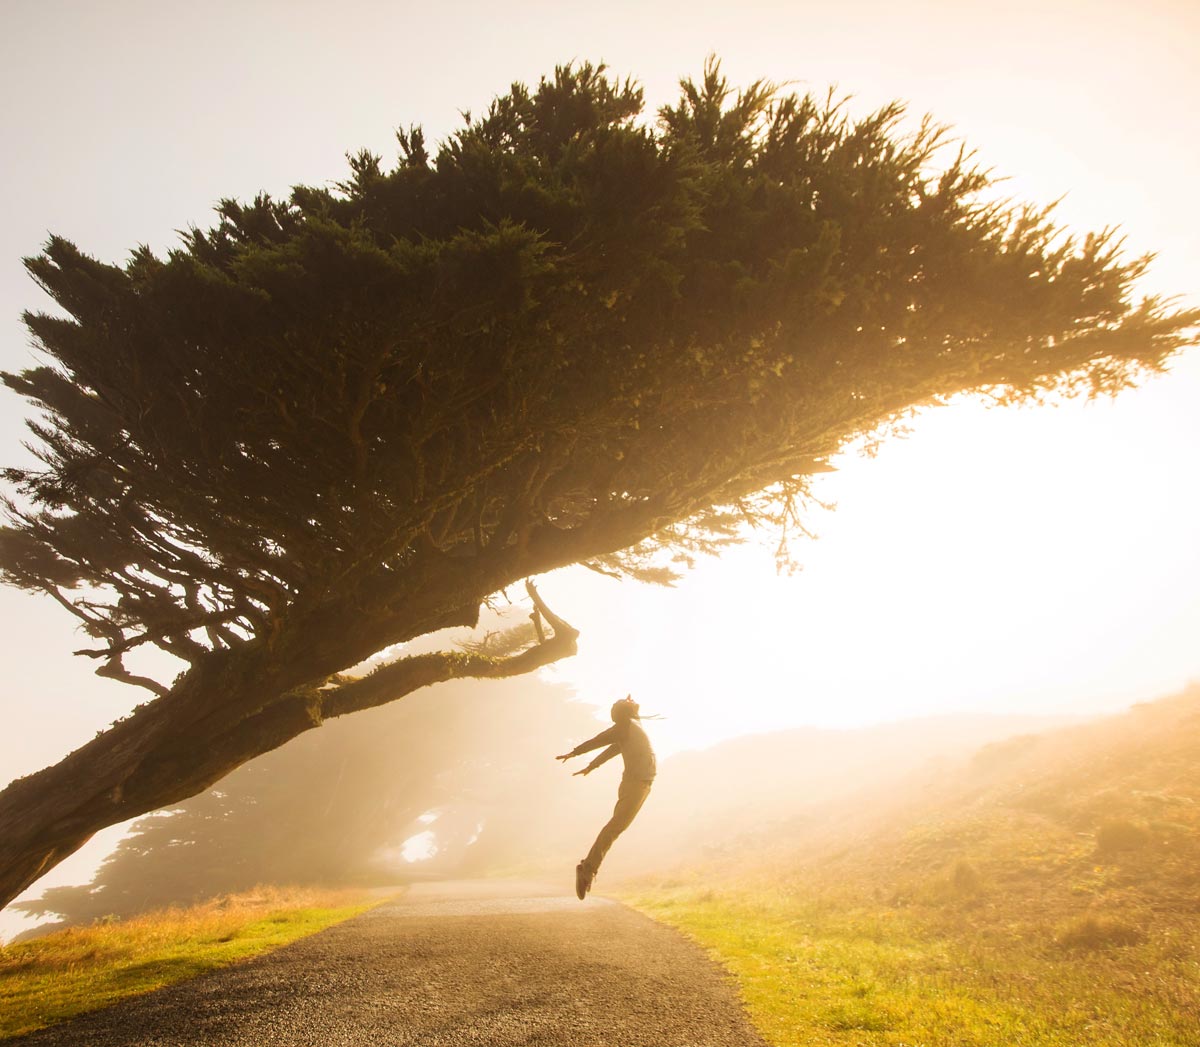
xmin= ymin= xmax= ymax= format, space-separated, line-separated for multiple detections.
xmin=555 ymin=753 xmax=572 ymax=762
xmin=573 ymin=767 xmax=589 ymax=777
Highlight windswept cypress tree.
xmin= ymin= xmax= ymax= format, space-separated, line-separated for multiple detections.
xmin=0 ymin=61 xmax=1194 ymax=908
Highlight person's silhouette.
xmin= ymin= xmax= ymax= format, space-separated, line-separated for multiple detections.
xmin=556 ymin=695 xmax=656 ymax=900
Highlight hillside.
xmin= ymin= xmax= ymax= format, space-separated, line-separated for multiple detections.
xmin=606 ymin=711 xmax=1078 ymax=878
xmin=781 ymin=684 xmax=1200 ymax=932
xmin=626 ymin=686 xmax=1200 ymax=1046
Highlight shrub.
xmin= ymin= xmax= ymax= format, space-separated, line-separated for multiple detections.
xmin=951 ymin=860 xmax=983 ymax=895
xmin=1055 ymin=914 xmax=1145 ymax=950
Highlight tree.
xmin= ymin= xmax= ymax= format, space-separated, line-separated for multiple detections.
xmin=0 ymin=61 xmax=1194 ymax=910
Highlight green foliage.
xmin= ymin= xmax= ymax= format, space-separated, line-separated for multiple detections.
xmin=2 ymin=59 xmax=1194 ymax=692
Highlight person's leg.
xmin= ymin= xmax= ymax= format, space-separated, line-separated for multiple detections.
xmin=583 ymin=778 xmax=652 ymax=877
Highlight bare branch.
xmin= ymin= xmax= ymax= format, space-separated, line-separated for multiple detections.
xmin=93 ymin=658 xmax=169 ymax=698
xmin=525 ymin=578 xmax=578 ymax=642
xmin=322 ymin=582 xmax=578 ymax=720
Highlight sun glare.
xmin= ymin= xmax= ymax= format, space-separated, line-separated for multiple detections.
xmin=545 ymin=367 xmax=1200 ymax=756
xmin=399 ymin=831 xmax=439 ymax=864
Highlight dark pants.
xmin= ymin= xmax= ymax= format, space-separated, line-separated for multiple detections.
xmin=585 ymin=777 xmax=653 ymax=873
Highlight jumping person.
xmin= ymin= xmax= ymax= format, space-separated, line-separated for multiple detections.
xmin=556 ymin=695 xmax=656 ymax=900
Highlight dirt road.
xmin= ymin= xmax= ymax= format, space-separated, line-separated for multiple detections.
xmin=11 ymin=880 xmax=769 ymax=1046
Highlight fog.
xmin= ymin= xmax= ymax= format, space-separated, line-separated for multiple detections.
xmin=9 ymin=660 xmax=1114 ymax=938
xmin=2 ymin=0 xmax=1198 ymax=958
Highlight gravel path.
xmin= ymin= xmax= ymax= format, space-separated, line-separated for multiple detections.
xmin=11 ymin=879 xmax=769 ymax=1046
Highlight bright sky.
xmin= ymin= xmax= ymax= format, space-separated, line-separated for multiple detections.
xmin=1 ymin=0 xmax=1197 ymax=788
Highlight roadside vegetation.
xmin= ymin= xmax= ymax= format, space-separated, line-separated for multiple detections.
xmin=625 ymin=686 xmax=1200 ymax=1046
xmin=0 ymin=886 xmax=378 ymax=1039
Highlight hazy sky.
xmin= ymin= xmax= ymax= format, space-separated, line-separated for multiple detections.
xmin=1 ymin=0 xmax=1198 ymax=785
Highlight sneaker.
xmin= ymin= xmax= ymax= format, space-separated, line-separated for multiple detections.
xmin=575 ymin=860 xmax=594 ymax=900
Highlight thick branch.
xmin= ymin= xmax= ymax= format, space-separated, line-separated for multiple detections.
xmin=322 ymin=579 xmax=578 ymax=720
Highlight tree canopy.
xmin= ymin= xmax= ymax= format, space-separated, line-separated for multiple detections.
xmin=0 ymin=60 xmax=1194 ymax=910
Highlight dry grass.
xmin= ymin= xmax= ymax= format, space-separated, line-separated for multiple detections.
xmin=626 ymin=878 xmax=1200 ymax=1047
xmin=0 ymin=885 xmax=380 ymax=1039
xmin=622 ymin=689 xmax=1200 ymax=1046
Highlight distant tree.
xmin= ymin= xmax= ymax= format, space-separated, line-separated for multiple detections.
xmin=0 ymin=60 xmax=1194 ymax=909
xmin=14 ymin=672 xmax=596 ymax=927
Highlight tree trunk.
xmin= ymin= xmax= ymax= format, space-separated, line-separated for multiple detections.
xmin=0 ymin=580 xmax=578 ymax=912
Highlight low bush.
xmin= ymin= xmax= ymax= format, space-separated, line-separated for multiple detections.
xmin=1054 ymin=914 xmax=1144 ymax=950
xmin=951 ymin=859 xmax=983 ymax=895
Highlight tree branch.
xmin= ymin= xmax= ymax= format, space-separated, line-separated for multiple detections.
xmin=94 ymin=658 xmax=170 ymax=698
xmin=320 ymin=578 xmax=577 ymax=720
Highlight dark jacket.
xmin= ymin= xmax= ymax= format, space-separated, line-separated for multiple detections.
xmin=568 ymin=719 xmax=656 ymax=782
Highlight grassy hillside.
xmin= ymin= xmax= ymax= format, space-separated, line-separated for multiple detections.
xmin=808 ymin=685 xmax=1200 ymax=926
xmin=605 ymin=711 xmax=1076 ymax=879
xmin=625 ymin=686 xmax=1200 ymax=1046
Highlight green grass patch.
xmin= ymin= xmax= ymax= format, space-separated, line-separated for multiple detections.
xmin=624 ymin=883 xmax=1200 ymax=1047
xmin=621 ymin=691 xmax=1200 ymax=1045
xmin=0 ymin=886 xmax=382 ymax=1039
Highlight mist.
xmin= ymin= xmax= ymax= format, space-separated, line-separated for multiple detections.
xmin=20 ymin=669 xmax=1189 ymax=936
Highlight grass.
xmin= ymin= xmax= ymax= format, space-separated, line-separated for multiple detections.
xmin=619 ymin=689 xmax=1200 ymax=1046
xmin=624 ymin=882 xmax=1200 ymax=1046
xmin=0 ymin=885 xmax=381 ymax=1039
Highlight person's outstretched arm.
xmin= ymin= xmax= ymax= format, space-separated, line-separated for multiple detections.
xmin=555 ymin=725 xmax=617 ymax=762
xmin=574 ymin=744 xmax=619 ymax=776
